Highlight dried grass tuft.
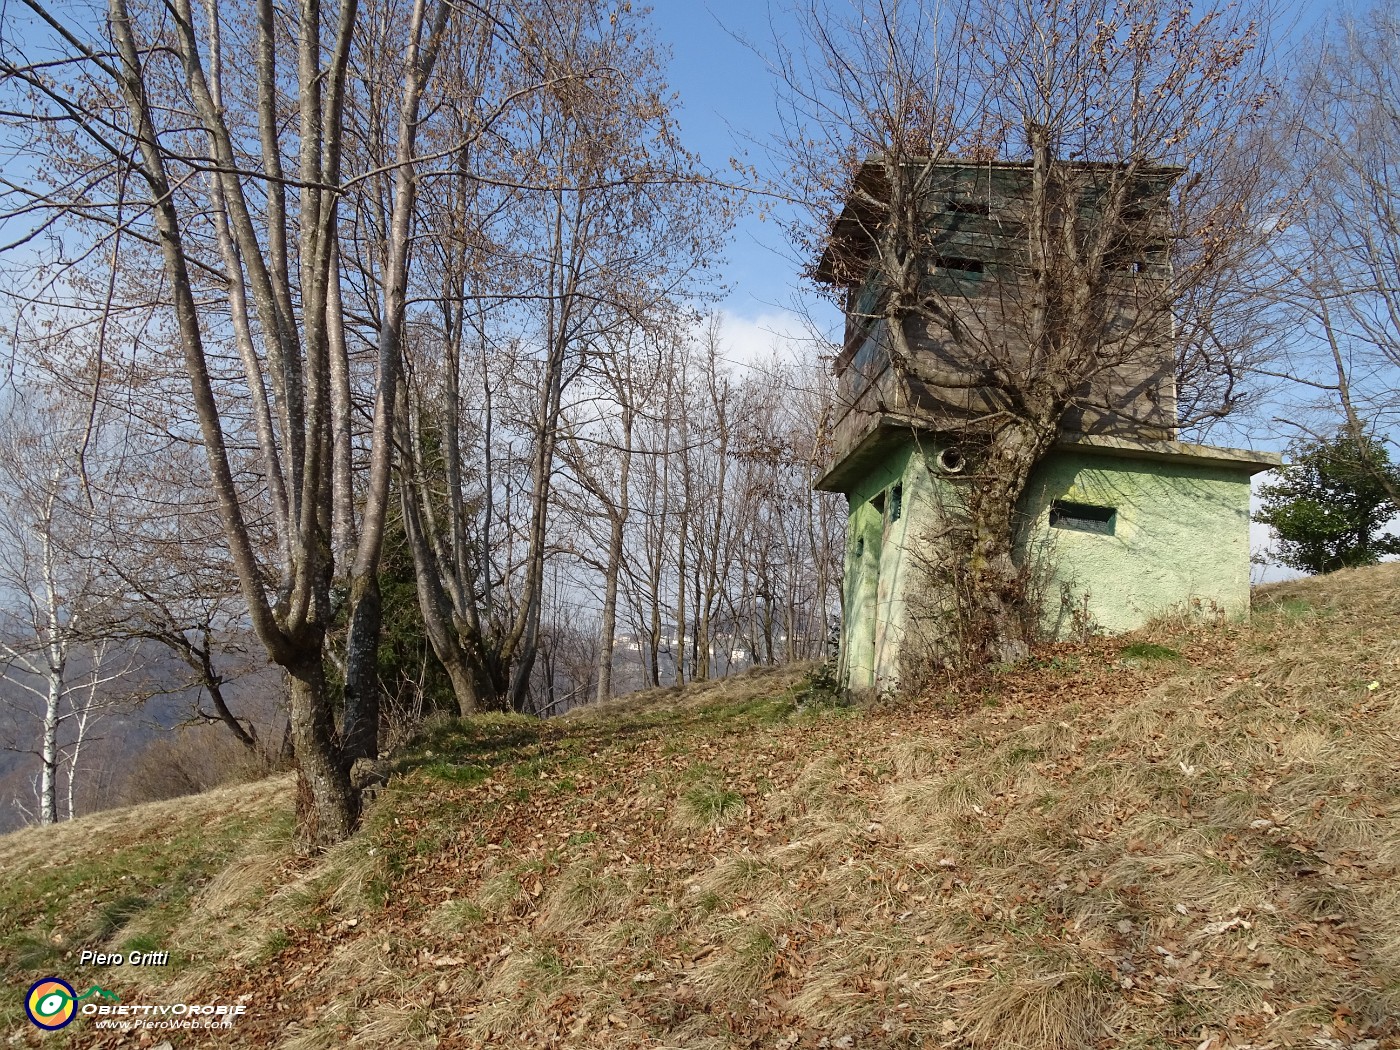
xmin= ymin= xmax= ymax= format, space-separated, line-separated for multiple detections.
xmin=693 ymin=852 xmax=779 ymax=901
xmin=536 ymin=862 xmax=627 ymax=933
xmin=425 ymin=897 xmax=485 ymax=937
xmin=687 ymin=921 xmax=778 ymax=1005
xmin=962 ymin=965 xmax=1110 ymax=1050
xmin=677 ymin=781 xmax=746 ymax=828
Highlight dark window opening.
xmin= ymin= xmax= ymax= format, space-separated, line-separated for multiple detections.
xmin=944 ymin=197 xmax=991 ymax=216
xmin=1050 ymin=500 xmax=1117 ymax=536
xmin=1107 ymin=246 xmax=1150 ymax=273
xmin=935 ymin=255 xmax=985 ymax=274
xmin=889 ymin=483 xmax=903 ymax=523
xmin=855 ymin=536 xmax=865 ymax=558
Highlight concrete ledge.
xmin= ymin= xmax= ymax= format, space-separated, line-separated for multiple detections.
xmin=815 ymin=414 xmax=924 ymax=492
xmin=1055 ymin=434 xmax=1282 ymax=474
xmin=815 ymin=416 xmax=1282 ymax=493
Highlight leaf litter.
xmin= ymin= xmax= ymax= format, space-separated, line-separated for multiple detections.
xmin=3 ymin=565 xmax=1398 ymax=1049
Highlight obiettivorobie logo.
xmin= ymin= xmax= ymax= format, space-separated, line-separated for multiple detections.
xmin=24 ymin=977 xmax=120 ymax=1030
xmin=23 ymin=976 xmax=248 ymax=1033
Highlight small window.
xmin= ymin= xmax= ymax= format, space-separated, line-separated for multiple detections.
xmin=944 ymin=197 xmax=991 ymax=216
xmin=935 ymin=255 xmax=984 ymax=274
xmin=1050 ymin=500 xmax=1116 ymax=536
xmin=854 ymin=536 xmax=865 ymax=558
xmin=889 ymin=483 xmax=903 ymax=523
xmin=1107 ymin=246 xmax=1149 ymax=274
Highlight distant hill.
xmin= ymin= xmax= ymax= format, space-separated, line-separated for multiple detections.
xmin=0 ymin=640 xmax=283 ymax=832
xmin=2 ymin=565 xmax=1397 ymax=1048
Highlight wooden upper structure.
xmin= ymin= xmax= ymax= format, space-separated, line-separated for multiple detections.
xmin=814 ymin=158 xmax=1184 ymax=492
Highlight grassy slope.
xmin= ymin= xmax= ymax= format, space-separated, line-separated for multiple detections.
xmin=3 ymin=565 xmax=1398 ymax=1050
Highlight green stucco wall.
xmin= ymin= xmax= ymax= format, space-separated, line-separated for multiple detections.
xmin=840 ymin=445 xmax=911 ymax=691
xmin=839 ymin=436 xmax=953 ymax=692
xmin=838 ymin=437 xmax=1255 ymax=691
xmin=1020 ymin=450 xmax=1254 ymax=636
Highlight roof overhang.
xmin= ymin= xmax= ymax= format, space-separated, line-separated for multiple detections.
xmin=814 ymin=415 xmax=1281 ymax=495
xmin=1057 ymin=433 xmax=1283 ymax=473
xmin=813 ymin=413 xmax=924 ymax=492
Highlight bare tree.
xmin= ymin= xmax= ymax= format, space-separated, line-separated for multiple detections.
xmin=773 ymin=0 xmax=1279 ymax=664
xmin=552 ymin=325 xmax=660 ymax=703
xmin=0 ymin=0 xmax=459 ymax=846
xmin=1269 ymin=2 xmax=1400 ymax=505
xmin=550 ymin=319 xmax=843 ymax=698
xmin=396 ymin=1 xmax=729 ymax=714
xmin=0 ymin=399 xmax=128 ymax=823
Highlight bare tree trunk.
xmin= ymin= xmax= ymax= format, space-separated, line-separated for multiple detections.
xmin=286 ymin=649 xmax=357 ymax=846
xmin=674 ymin=494 xmax=689 ymax=687
xmin=646 ymin=585 xmax=663 ymax=687
xmin=328 ymin=232 xmax=357 ymax=560
xmin=960 ymin=424 xmax=1057 ymax=665
xmin=64 ymin=638 xmax=115 ymax=820
xmin=39 ymin=481 xmax=68 ymax=825
xmin=40 ymin=662 xmax=62 ymax=825
xmin=194 ymin=637 xmax=258 ymax=751
xmin=341 ymin=573 xmax=383 ymax=760
xmin=691 ymin=559 xmax=705 ymax=680
xmin=398 ymin=437 xmax=482 ymax=716
xmin=342 ymin=0 xmax=451 ymax=762
xmin=595 ymin=439 xmax=630 ymax=702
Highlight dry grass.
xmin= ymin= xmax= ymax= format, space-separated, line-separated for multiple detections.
xmin=559 ymin=661 xmax=808 ymax=723
xmin=964 ymin=963 xmax=1111 ymax=1050
xmin=4 ymin=565 xmax=1399 ymax=1048
xmin=677 ymin=780 xmax=747 ymax=829
xmin=687 ymin=919 xmax=780 ymax=1004
xmin=0 ymin=773 xmax=291 ymax=871
xmin=536 ymin=861 xmax=629 ymax=933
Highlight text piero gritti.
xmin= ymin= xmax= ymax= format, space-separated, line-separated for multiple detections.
xmin=79 ymin=949 xmax=170 ymax=967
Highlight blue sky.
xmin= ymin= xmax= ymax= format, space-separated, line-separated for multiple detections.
xmin=650 ymin=1 xmax=841 ymax=359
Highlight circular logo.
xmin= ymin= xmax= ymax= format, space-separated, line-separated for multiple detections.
xmin=25 ymin=977 xmax=77 ymax=1030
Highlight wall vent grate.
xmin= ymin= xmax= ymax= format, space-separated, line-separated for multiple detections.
xmin=1050 ymin=499 xmax=1117 ymax=535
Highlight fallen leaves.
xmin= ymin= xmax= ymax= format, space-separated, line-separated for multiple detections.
xmin=31 ymin=567 xmax=1400 ymax=1050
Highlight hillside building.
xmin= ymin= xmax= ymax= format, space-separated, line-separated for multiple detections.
xmin=815 ymin=158 xmax=1279 ymax=691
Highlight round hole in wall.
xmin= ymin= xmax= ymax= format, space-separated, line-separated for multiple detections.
xmin=936 ymin=447 xmax=966 ymax=474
